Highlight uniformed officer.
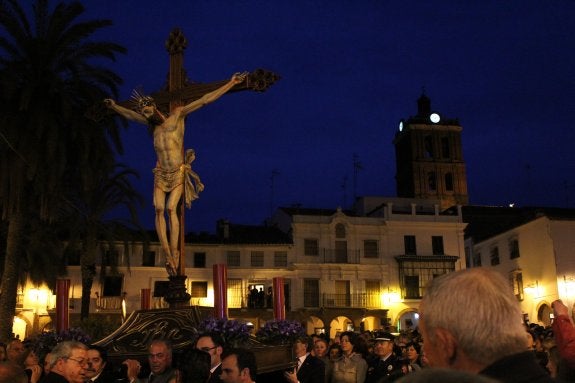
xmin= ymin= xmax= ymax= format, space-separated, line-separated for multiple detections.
xmin=365 ymin=333 xmax=403 ymax=383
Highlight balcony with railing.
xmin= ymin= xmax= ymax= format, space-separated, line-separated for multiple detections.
xmin=321 ymin=293 xmax=381 ymax=309
xmin=321 ymin=249 xmax=361 ymax=264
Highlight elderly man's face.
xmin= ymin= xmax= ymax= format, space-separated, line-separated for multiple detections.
xmin=63 ymin=348 xmax=88 ymax=383
xmin=148 ymin=342 xmax=172 ymax=375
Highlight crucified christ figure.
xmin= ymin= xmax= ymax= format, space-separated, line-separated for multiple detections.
xmin=104 ymin=71 xmax=248 ymax=275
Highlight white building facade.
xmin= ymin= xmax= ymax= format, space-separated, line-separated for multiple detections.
xmin=464 ymin=207 xmax=575 ymax=327
xmin=15 ymin=197 xmax=467 ymax=340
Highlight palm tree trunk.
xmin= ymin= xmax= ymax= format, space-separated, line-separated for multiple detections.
xmin=0 ymin=212 xmax=24 ymax=342
xmin=80 ymin=268 xmax=94 ymax=320
xmin=80 ymin=232 xmax=98 ymax=320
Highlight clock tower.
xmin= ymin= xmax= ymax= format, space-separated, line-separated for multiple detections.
xmin=394 ymin=93 xmax=468 ymax=209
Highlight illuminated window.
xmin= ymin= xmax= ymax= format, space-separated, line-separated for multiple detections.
xmin=191 ymin=281 xmax=208 ymax=298
xmin=227 ymin=278 xmax=243 ymax=308
xmin=510 ymin=270 xmax=524 ymax=301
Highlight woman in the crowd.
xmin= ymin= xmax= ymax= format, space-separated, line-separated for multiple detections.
xmin=22 ymin=348 xmax=42 ymax=383
xmin=314 ymin=338 xmax=330 ymax=362
xmin=328 ymin=331 xmax=367 ymax=383
xmin=405 ymin=342 xmax=422 ymax=372
xmin=328 ymin=344 xmax=343 ymax=362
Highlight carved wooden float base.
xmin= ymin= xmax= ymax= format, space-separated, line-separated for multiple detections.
xmin=94 ymin=306 xmax=294 ymax=375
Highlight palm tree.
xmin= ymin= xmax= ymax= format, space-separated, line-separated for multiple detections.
xmin=0 ymin=0 xmax=127 ymax=341
xmin=64 ymin=164 xmax=145 ymax=320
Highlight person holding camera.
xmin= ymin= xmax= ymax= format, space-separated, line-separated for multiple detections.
xmin=283 ymin=335 xmax=325 ymax=383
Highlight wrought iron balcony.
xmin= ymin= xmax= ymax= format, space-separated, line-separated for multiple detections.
xmin=321 ymin=249 xmax=361 ymax=264
xmin=321 ymin=293 xmax=381 ymax=309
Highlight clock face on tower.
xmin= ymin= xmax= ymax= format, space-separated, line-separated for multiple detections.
xmin=430 ymin=113 xmax=441 ymax=123
xmin=399 ymin=120 xmax=404 ymax=131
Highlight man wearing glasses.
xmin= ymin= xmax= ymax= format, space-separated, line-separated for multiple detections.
xmin=196 ymin=333 xmax=225 ymax=383
xmin=39 ymin=341 xmax=88 ymax=383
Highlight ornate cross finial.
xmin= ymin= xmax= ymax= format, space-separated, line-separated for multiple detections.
xmin=166 ymin=28 xmax=187 ymax=55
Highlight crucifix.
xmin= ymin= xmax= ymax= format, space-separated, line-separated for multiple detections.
xmin=102 ymin=28 xmax=279 ymax=287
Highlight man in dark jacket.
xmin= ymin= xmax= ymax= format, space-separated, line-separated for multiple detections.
xmin=84 ymin=345 xmax=115 ymax=383
xmin=284 ymin=335 xmax=325 ymax=383
xmin=196 ymin=333 xmax=225 ymax=383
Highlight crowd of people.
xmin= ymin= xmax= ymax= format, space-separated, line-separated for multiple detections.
xmin=0 ymin=335 xmax=253 ymax=383
xmin=1 ymin=268 xmax=575 ymax=383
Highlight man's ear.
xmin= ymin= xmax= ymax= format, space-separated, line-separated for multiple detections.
xmin=434 ymin=328 xmax=458 ymax=365
xmin=240 ymin=367 xmax=250 ymax=379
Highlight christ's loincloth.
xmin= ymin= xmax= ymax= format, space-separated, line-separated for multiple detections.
xmin=153 ymin=149 xmax=203 ymax=208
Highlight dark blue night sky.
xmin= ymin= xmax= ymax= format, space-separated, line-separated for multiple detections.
xmin=79 ymin=1 xmax=575 ymax=233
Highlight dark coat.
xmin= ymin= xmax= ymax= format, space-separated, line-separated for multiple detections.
xmin=297 ymin=354 xmax=326 ymax=383
xmin=365 ymin=354 xmax=403 ymax=383
xmin=90 ymin=370 xmax=117 ymax=383
xmin=479 ymin=351 xmax=555 ymax=383
xmin=134 ymin=367 xmax=178 ymax=383
xmin=39 ymin=372 xmax=69 ymax=383
xmin=208 ymin=364 xmax=223 ymax=383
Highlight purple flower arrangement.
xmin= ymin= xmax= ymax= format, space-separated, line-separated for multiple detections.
xmin=30 ymin=327 xmax=92 ymax=358
xmin=255 ymin=319 xmax=306 ymax=344
xmin=198 ymin=317 xmax=251 ymax=347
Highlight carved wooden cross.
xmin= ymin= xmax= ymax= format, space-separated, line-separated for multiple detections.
xmin=159 ymin=28 xmax=279 ymax=275
xmin=94 ymin=28 xmax=279 ymax=277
